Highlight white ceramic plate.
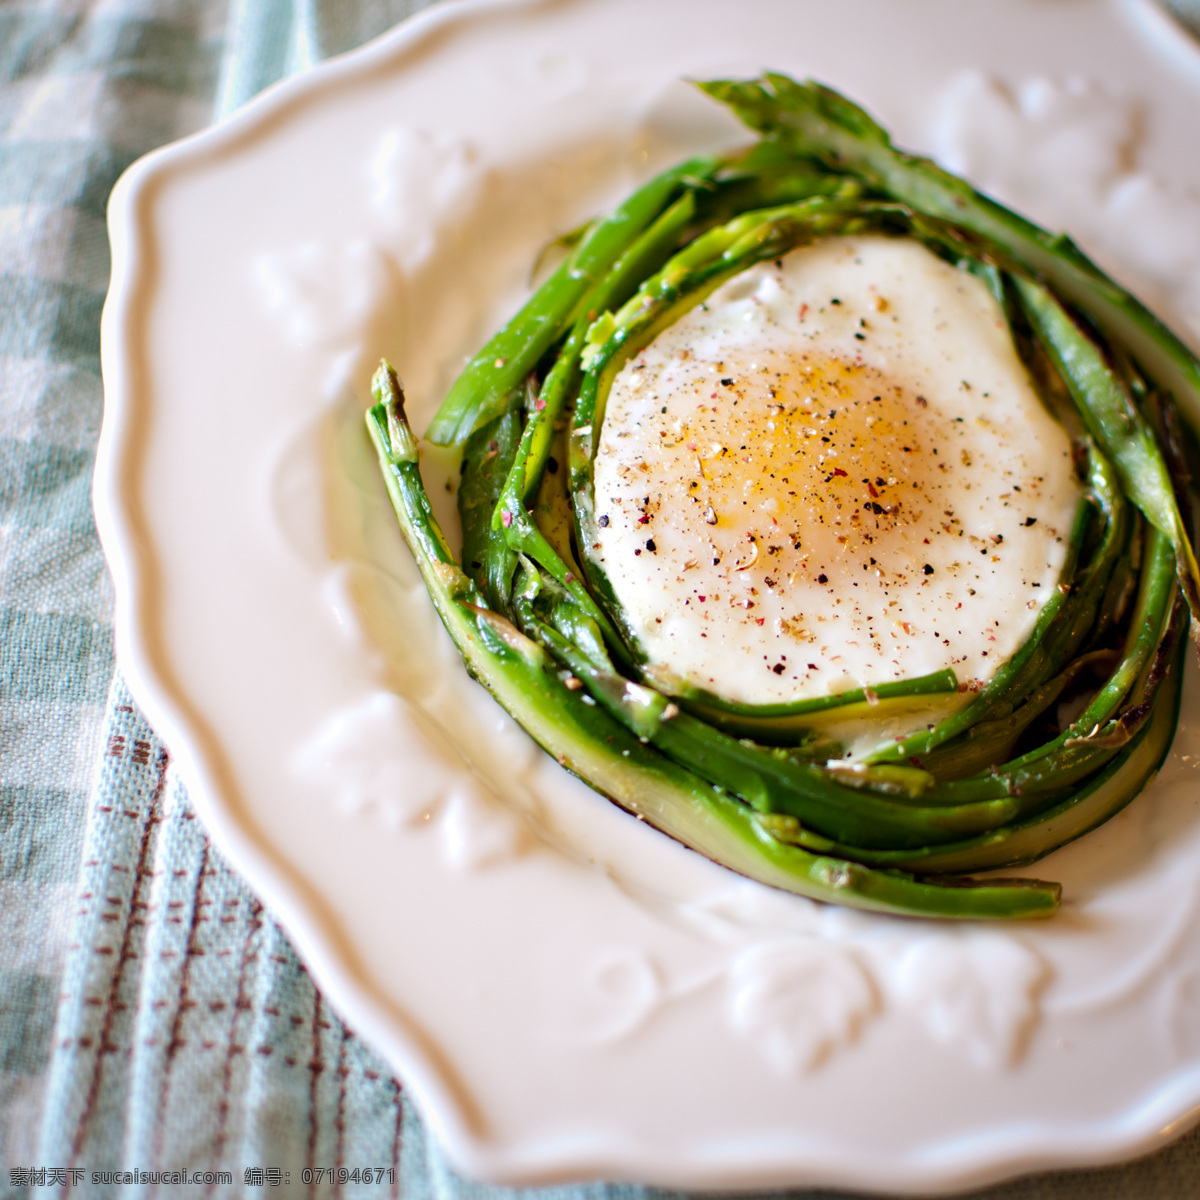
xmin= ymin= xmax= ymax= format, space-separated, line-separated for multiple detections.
xmin=97 ymin=0 xmax=1200 ymax=1191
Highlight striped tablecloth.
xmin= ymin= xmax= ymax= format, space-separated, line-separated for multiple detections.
xmin=4 ymin=0 xmax=1200 ymax=1195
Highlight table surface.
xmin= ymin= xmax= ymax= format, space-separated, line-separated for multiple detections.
xmin=5 ymin=0 xmax=1200 ymax=1196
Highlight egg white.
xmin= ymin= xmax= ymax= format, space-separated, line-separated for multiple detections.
xmin=589 ymin=235 xmax=1083 ymax=707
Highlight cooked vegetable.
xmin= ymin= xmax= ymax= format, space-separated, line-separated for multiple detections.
xmin=366 ymin=75 xmax=1196 ymax=919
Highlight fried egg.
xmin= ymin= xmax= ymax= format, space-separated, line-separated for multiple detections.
xmin=590 ymin=235 xmax=1083 ymax=706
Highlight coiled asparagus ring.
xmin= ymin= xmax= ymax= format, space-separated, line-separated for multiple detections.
xmin=367 ymin=75 xmax=1200 ymax=919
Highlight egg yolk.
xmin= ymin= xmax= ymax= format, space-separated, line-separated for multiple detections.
xmin=692 ymin=349 xmax=933 ymax=576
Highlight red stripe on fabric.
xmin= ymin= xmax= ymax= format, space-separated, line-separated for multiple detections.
xmin=390 ymin=1078 xmax=403 ymax=1199
xmin=333 ymin=1029 xmax=350 ymax=1196
xmin=208 ymin=897 xmax=263 ymax=1194
xmin=306 ymin=992 xmax=324 ymax=1197
xmin=67 ymin=747 xmax=170 ymax=1173
xmin=151 ymin=841 xmax=211 ymax=1174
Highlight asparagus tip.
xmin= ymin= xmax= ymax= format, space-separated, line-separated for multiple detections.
xmin=371 ymin=358 xmax=405 ymax=408
xmin=369 ymin=359 xmax=418 ymax=463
